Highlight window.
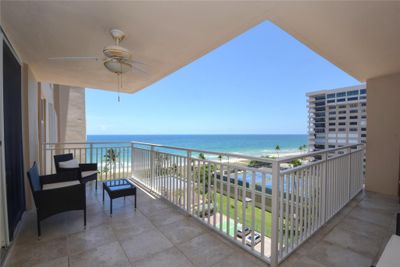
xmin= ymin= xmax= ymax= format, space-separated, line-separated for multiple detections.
xmin=329 ymin=123 xmax=335 ymax=126
xmin=329 ymin=111 xmax=336 ymax=115
xmin=315 ymin=107 xmax=325 ymax=112
xmin=348 ymin=97 xmax=358 ymax=101
xmin=337 ymin=98 xmax=345 ymax=102
xmin=360 ymin=89 xmax=367 ymax=95
xmin=350 ymin=128 xmax=358 ymax=131
xmin=361 ymin=128 xmax=366 ymax=131
xmin=327 ymin=99 xmax=335 ymax=103
xmin=315 ymin=95 xmax=325 ymax=101
xmin=361 ymin=103 xmax=366 ymax=106
xmin=338 ymin=122 xmax=346 ymax=126
xmin=350 ymin=122 xmax=358 ymax=125
xmin=347 ymin=90 xmax=359 ymax=96
xmin=329 ymin=117 xmax=336 ymax=121
xmin=315 ymin=102 xmax=325 ymax=107
xmin=329 ymin=128 xmax=335 ymax=131
xmin=361 ymin=115 xmax=366 ymax=119
xmin=327 ymin=93 xmax=335 ymax=99
xmin=338 ymin=110 xmax=346 ymax=114
xmin=338 ymin=128 xmax=346 ymax=132
xmin=336 ymin=92 xmax=346 ymax=97
xmin=339 ymin=116 xmax=346 ymax=120
xmin=350 ymin=109 xmax=358 ymax=113
xmin=328 ymin=145 xmax=336 ymax=148
xmin=349 ymin=103 xmax=358 ymax=108
xmin=338 ymin=105 xmax=346 ymax=109
xmin=350 ymin=116 xmax=358 ymax=119
xmin=361 ymin=134 xmax=366 ymax=137
xmin=360 ymin=96 xmax=366 ymax=100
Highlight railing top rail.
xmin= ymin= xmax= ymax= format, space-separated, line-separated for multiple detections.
xmin=130 ymin=141 xmax=276 ymax=163
xmin=44 ymin=141 xmax=131 ymax=145
xmin=42 ymin=141 xmax=364 ymax=164
xmin=276 ymin=143 xmax=365 ymax=163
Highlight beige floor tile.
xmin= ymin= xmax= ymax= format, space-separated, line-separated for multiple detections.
xmin=336 ymin=216 xmax=390 ymax=242
xmin=67 ymin=224 xmax=117 ymax=255
xmin=307 ymin=241 xmax=373 ymax=267
xmin=134 ymin=247 xmax=194 ymax=267
xmin=120 ymin=229 xmax=173 ymax=262
xmin=324 ymin=227 xmax=381 ymax=258
xmin=177 ymin=233 xmax=234 ymax=267
xmin=348 ymin=206 xmax=394 ymax=227
xmin=7 ymin=237 xmax=68 ymax=266
xmin=280 ymin=255 xmax=327 ymax=267
xmin=113 ymin=217 xmax=156 ymax=241
xmin=158 ymin=217 xmax=206 ymax=244
xmin=30 ymin=256 xmax=69 ymax=267
xmin=137 ymin=199 xmax=170 ymax=217
xmin=210 ymin=247 xmax=265 ymax=267
xmin=147 ymin=207 xmax=186 ymax=227
xmin=69 ymin=241 xmax=131 ymax=267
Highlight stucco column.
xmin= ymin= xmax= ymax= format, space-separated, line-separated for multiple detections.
xmin=365 ymin=73 xmax=400 ymax=197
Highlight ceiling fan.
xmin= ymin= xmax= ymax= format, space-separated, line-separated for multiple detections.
xmin=48 ymin=29 xmax=146 ymax=101
xmin=48 ymin=29 xmax=146 ymax=75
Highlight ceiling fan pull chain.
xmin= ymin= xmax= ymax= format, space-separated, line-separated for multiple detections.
xmin=117 ymin=73 xmax=121 ymax=102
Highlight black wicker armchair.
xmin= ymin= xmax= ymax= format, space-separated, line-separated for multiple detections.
xmin=54 ymin=153 xmax=98 ymax=190
xmin=27 ymin=162 xmax=86 ymax=237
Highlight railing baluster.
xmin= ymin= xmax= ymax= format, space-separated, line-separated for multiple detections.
xmin=39 ymin=141 xmax=364 ymax=266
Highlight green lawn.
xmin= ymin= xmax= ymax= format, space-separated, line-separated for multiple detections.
xmin=215 ymin=193 xmax=272 ymax=237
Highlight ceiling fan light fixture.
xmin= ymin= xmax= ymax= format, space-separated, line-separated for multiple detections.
xmin=103 ymin=58 xmax=132 ymax=74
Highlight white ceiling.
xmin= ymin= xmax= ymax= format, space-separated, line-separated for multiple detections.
xmin=2 ymin=1 xmax=400 ymax=93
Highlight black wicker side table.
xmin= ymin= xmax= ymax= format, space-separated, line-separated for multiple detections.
xmin=102 ymin=179 xmax=137 ymax=215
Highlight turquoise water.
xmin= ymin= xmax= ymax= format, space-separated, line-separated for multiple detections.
xmin=87 ymin=134 xmax=307 ymax=158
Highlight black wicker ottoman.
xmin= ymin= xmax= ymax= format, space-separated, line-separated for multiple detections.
xmin=102 ymin=179 xmax=137 ymax=215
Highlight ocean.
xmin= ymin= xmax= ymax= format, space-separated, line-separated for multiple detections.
xmin=87 ymin=134 xmax=308 ymax=158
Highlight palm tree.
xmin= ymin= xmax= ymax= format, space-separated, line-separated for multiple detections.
xmin=275 ymin=145 xmax=281 ymax=158
xmin=104 ymin=148 xmax=119 ymax=179
xmin=198 ymin=153 xmax=206 ymax=160
xmin=218 ymin=154 xmax=222 ymax=161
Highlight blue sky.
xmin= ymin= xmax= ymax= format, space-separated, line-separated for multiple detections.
xmin=86 ymin=20 xmax=359 ymax=135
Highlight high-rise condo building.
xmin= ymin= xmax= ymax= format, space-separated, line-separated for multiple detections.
xmin=307 ymin=84 xmax=367 ymax=151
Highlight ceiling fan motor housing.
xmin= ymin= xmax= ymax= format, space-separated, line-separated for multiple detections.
xmin=103 ymin=45 xmax=131 ymax=59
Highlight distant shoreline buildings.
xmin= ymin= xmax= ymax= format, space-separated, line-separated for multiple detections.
xmin=307 ymin=84 xmax=367 ymax=151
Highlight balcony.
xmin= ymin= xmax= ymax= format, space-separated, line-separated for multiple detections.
xmin=4 ymin=141 xmax=399 ymax=266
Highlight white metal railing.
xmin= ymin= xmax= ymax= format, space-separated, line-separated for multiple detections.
xmin=42 ymin=142 xmax=132 ymax=180
xmin=41 ymin=141 xmax=364 ymax=266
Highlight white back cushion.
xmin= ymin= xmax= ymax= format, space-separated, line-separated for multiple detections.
xmin=59 ymin=158 xmax=79 ymax=169
xmin=43 ymin=180 xmax=80 ymax=190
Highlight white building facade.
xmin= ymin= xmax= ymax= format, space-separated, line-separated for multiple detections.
xmin=307 ymin=84 xmax=367 ymax=151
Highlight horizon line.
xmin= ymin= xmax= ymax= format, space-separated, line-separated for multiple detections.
xmin=87 ymin=133 xmax=308 ymax=136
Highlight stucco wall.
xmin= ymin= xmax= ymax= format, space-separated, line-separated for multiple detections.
xmin=54 ymin=85 xmax=86 ymax=143
xmin=365 ymin=72 xmax=400 ymax=196
xmin=21 ymin=64 xmax=39 ymax=209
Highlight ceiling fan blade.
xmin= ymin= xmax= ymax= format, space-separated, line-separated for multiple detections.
xmin=130 ymin=59 xmax=146 ymax=65
xmin=131 ymin=65 xmax=148 ymax=75
xmin=48 ymin=57 xmax=99 ymax=62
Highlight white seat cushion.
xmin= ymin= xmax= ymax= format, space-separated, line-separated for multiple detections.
xmin=42 ymin=180 xmax=80 ymax=190
xmin=59 ymin=159 xmax=79 ymax=169
xmin=82 ymin=170 xmax=97 ymax=178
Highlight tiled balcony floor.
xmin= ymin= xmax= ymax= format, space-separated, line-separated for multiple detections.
xmin=4 ymin=182 xmax=266 ymax=267
xmin=281 ymin=190 xmax=400 ymax=267
xmin=4 ymin=181 xmax=400 ymax=267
